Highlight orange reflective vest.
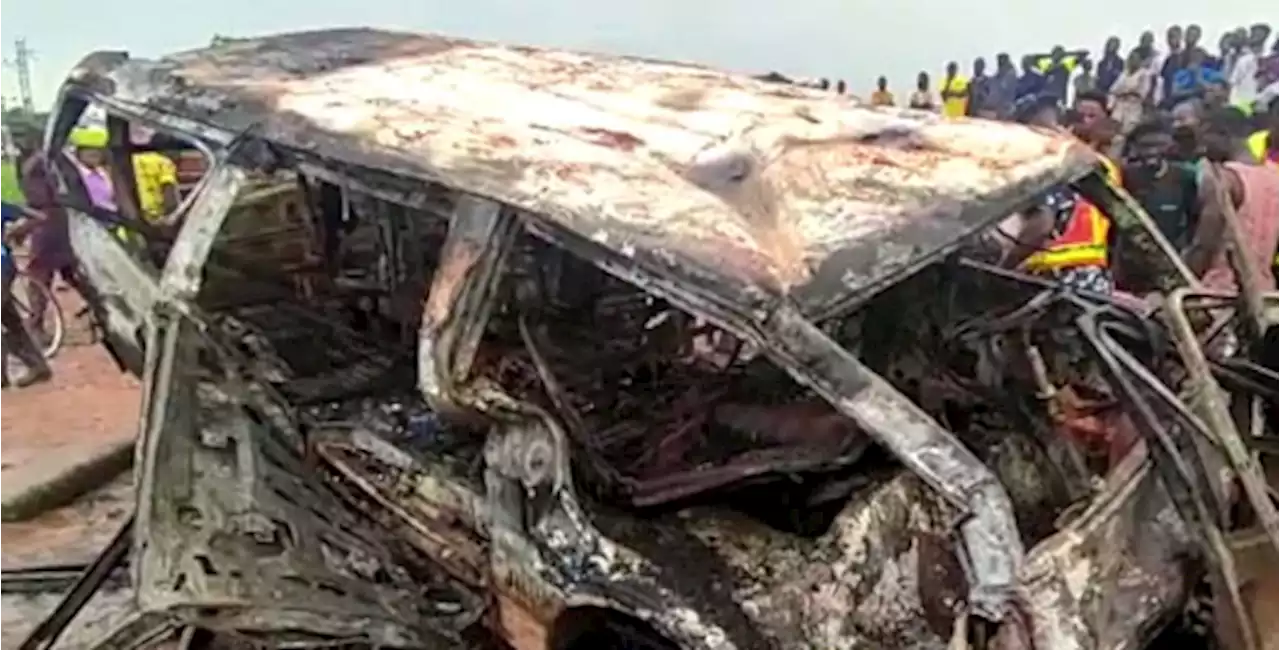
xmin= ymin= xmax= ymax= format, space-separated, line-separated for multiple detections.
xmin=1023 ymin=158 xmax=1120 ymax=272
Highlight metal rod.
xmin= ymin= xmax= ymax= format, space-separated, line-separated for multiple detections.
xmin=16 ymin=513 xmax=134 ymax=650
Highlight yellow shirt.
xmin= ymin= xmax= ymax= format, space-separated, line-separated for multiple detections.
xmin=870 ymin=90 xmax=895 ymax=106
xmin=940 ymin=76 xmax=969 ymax=117
xmin=132 ymin=152 xmax=178 ymax=222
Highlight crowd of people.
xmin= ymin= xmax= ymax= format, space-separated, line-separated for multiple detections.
xmin=771 ymin=22 xmax=1280 ymax=305
xmin=786 ymin=23 xmax=1278 ymax=125
xmin=987 ymin=25 xmax=1279 ymax=304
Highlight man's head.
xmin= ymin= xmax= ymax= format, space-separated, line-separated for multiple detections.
xmin=8 ymin=124 xmax=42 ymax=159
xmin=996 ymin=52 xmax=1012 ymax=71
xmin=1185 ymin=24 xmax=1202 ymax=48
xmin=1167 ymin=25 xmax=1184 ymax=50
xmin=1081 ymin=116 xmax=1119 ymax=153
xmin=1140 ymin=31 xmax=1156 ymax=50
xmin=69 ymin=126 xmax=108 ymax=167
xmin=836 ymin=79 xmax=847 ymax=94
xmin=876 ymin=76 xmax=888 ymax=91
xmin=1021 ymin=55 xmax=1036 ymax=73
xmin=1079 ymin=58 xmax=1094 ymax=73
xmin=1123 ymin=117 xmax=1175 ymax=182
xmin=1250 ymin=23 xmax=1273 ymax=51
xmin=1233 ymin=27 xmax=1249 ymax=47
xmin=1202 ymin=106 xmax=1254 ymax=162
xmin=817 ymin=78 xmax=831 ymax=90
xmin=1126 ymin=48 xmax=1147 ymax=70
xmin=1219 ymin=31 xmax=1238 ymax=55
xmin=1169 ymin=96 xmax=1205 ymax=159
xmin=916 ymin=71 xmax=930 ymax=90
xmin=973 ymin=57 xmax=986 ymax=76
xmin=1105 ymin=36 xmax=1121 ymax=54
xmin=1050 ymin=45 xmax=1066 ymax=62
xmin=1204 ymin=77 xmax=1230 ymax=107
xmin=945 ymin=61 xmax=958 ymax=77
xmin=1073 ymin=91 xmax=1109 ymax=131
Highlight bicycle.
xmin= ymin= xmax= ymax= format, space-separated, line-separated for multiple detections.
xmin=8 ymin=260 xmax=67 ymax=360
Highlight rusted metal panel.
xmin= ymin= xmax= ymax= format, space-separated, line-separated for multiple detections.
xmin=994 ymin=446 xmax=1196 ymax=650
xmin=65 ymin=28 xmax=1096 ymax=316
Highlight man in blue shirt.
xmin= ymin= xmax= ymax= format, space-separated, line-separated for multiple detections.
xmin=988 ymin=53 xmax=1020 ymax=118
xmin=2 ymin=201 xmax=53 ymax=388
xmin=1096 ymin=36 xmax=1125 ymax=94
xmin=1016 ymin=55 xmax=1045 ymax=103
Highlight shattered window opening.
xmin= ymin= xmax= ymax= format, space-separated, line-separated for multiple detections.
xmin=477 ymin=230 xmax=875 ymax=526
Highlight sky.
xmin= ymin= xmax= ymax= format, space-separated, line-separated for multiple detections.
xmin=0 ymin=0 xmax=1274 ymax=109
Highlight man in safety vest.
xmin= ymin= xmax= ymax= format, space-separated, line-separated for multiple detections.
xmin=1003 ymin=94 xmax=1118 ymax=294
xmin=1020 ymin=156 xmax=1121 ymax=294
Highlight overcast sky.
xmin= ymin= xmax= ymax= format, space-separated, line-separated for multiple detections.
xmin=1 ymin=0 xmax=1273 ymax=109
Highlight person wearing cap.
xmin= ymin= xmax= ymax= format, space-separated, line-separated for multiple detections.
xmin=69 ymin=126 xmax=116 ymax=212
xmin=68 ymin=125 xmax=153 ymax=257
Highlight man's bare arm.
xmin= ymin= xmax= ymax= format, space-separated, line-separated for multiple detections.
xmin=1183 ymin=166 xmax=1229 ymax=277
xmin=3 ymin=205 xmax=47 ymax=245
xmin=998 ymin=207 xmax=1055 ymax=268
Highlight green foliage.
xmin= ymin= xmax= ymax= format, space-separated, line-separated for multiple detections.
xmin=3 ymin=107 xmax=47 ymax=142
xmin=0 ymin=159 xmax=22 ymax=203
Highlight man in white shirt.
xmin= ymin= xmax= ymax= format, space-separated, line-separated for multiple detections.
xmin=1230 ymin=24 xmax=1272 ymax=108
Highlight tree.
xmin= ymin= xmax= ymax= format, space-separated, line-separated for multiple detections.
xmin=2 ymin=106 xmax=47 ymax=143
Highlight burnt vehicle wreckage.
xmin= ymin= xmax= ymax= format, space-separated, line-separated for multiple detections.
xmin=17 ymin=28 xmax=1278 ymax=650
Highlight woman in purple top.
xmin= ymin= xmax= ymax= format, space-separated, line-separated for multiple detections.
xmin=69 ymin=127 xmax=117 ymax=212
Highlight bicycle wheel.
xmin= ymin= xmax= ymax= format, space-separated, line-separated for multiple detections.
xmin=10 ymin=272 xmax=66 ymax=359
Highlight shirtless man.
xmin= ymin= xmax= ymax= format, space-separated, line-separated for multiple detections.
xmin=1193 ymin=109 xmax=1280 ymax=293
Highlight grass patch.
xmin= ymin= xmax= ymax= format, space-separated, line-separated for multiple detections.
xmin=0 ymin=159 xmax=24 ymax=203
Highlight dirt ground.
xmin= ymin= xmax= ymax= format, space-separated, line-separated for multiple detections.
xmin=1 ymin=287 xmax=140 ymax=486
xmin=1 ymin=286 xmax=143 ymax=648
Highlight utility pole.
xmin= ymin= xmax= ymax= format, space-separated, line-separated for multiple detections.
xmin=4 ymin=38 xmax=36 ymax=112
xmin=14 ymin=38 xmax=35 ymax=112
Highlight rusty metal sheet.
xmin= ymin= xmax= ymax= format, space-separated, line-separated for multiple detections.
xmin=67 ymin=28 xmax=1096 ymax=316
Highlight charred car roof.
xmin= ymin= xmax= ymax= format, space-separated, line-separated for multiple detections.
xmin=63 ymin=28 xmax=1098 ymax=319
